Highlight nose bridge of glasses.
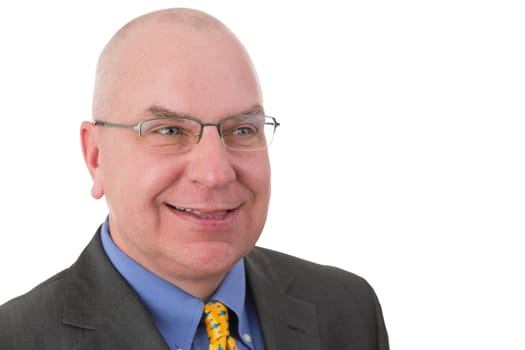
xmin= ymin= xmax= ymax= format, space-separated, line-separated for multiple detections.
xmin=195 ymin=121 xmax=223 ymax=143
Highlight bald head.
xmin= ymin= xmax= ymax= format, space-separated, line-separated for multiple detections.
xmin=92 ymin=8 xmax=259 ymax=119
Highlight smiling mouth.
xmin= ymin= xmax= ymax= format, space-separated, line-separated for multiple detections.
xmin=167 ymin=204 xmax=237 ymax=219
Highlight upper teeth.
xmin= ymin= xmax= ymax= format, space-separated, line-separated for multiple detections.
xmin=174 ymin=205 xmax=194 ymax=213
xmin=172 ymin=205 xmax=229 ymax=219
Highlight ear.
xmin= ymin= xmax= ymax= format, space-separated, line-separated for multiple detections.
xmin=80 ymin=121 xmax=104 ymax=199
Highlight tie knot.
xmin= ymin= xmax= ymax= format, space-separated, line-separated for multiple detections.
xmin=203 ymin=301 xmax=238 ymax=350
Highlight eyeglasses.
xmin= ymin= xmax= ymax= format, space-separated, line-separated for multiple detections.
xmin=94 ymin=114 xmax=280 ymax=153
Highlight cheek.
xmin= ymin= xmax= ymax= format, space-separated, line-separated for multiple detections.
xmin=237 ymin=154 xmax=271 ymax=205
xmin=101 ymin=149 xmax=186 ymax=210
xmin=239 ymin=157 xmax=271 ymax=248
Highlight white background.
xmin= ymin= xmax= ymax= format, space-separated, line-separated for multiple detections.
xmin=0 ymin=1 xmax=524 ymax=349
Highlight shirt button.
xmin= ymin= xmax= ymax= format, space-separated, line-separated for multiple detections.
xmin=243 ymin=333 xmax=252 ymax=343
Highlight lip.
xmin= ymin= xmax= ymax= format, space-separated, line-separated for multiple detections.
xmin=166 ymin=203 xmax=241 ymax=229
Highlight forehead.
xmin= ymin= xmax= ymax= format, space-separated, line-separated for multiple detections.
xmin=103 ymin=22 xmax=262 ymax=122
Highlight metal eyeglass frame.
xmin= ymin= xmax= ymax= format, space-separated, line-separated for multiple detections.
xmin=93 ymin=114 xmax=280 ymax=151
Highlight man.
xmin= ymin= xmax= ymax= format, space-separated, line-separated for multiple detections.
xmin=0 ymin=8 xmax=389 ymax=350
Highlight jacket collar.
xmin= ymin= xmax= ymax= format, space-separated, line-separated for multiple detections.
xmin=245 ymin=247 xmax=320 ymax=350
xmin=61 ymin=228 xmax=169 ymax=349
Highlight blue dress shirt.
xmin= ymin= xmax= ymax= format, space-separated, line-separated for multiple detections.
xmin=100 ymin=218 xmax=265 ymax=350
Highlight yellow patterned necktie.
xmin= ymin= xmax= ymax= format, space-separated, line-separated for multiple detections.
xmin=203 ymin=301 xmax=239 ymax=350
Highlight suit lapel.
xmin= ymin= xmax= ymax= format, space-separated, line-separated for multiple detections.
xmin=61 ymin=230 xmax=169 ymax=349
xmin=60 ymin=231 xmax=321 ymax=349
xmin=246 ymin=248 xmax=320 ymax=350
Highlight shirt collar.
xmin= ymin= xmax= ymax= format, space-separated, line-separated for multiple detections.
xmin=100 ymin=217 xmax=250 ymax=349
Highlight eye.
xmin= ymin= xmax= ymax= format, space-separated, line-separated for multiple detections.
xmin=231 ymin=125 xmax=258 ymax=137
xmin=156 ymin=126 xmax=181 ymax=136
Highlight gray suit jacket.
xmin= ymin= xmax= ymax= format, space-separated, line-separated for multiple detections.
xmin=0 ymin=229 xmax=389 ymax=349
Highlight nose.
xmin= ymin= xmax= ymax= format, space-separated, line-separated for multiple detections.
xmin=185 ymin=126 xmax=236 ymax=188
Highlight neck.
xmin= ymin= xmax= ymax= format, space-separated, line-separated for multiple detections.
xmin=160 ymin=272 xmax=225 ymax=302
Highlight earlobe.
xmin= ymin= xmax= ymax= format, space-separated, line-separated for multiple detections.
xmin=80 ymin=121 xmax=104 ymax=199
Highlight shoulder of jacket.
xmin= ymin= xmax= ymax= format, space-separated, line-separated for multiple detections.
xmin=247 ymin=246 xmax=369 ymax=288
xmin=0 ymin=268 xmax=68 ymax=317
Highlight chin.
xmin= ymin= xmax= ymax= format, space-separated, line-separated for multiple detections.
xmin=174 ymin=242 xmax=239 ymax=272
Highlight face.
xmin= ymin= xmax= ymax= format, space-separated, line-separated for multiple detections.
xmin=81 ymin=23 xmax=270 ymax=291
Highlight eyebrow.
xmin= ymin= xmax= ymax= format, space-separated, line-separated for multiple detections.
xmin=142 ymin=104 xmax=265 ymax=119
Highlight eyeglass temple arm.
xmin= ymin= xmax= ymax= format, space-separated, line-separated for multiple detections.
xmin=267 ymin=119 xmax=280 ymax=128
xmin=94 ymin=120 xmax=140 ymax=131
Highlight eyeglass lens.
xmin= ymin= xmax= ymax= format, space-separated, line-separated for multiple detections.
xmin=139 ymin=115 xmax=277 ymax=152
